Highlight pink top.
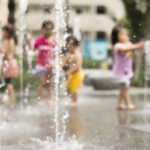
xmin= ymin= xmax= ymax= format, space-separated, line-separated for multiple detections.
xmin=113 ymin=43 xmax=133 ymax=79
xmin=34 ymin=36 xmax=56 ymax=71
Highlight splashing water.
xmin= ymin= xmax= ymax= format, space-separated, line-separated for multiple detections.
xmin=53 ymin=0 xmax=84 ymax=149
xmin=0 ymin=0 xmax=84 ymax=149
xmin=18 ymin=0 xmax=28 ymax=109
xmin=54 ymin=0 xmax=67 ymax=144
xmin=31 ymin=137 xmax=84 ymax=150
xmin=24 ymin=33 xmax=34 ymax=104
xmin=73 ymin=17 xmax=81 ymax=41
xmin=24 ymin=33 xmax=34 ymax=73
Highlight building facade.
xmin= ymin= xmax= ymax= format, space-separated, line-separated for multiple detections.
xmin=16 ymin=0 xmax=125 ymax=42
xmin=0 ymin=0 xmax=9 ymax=26
xmin=15 ymin=0 xmax=125 ymax=68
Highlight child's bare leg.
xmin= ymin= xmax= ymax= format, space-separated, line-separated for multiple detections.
xmin=7 ymin=83 xmax=15 ymax=105
xmin=69 ymin=92 xmax=78 ymax=106
xmin=37 ymin=75 xmax=46 ymax=105
xmin=117 ymin=88 xmax=125 ymax=110
xmin=67 ymin=88 xmax=71 ymax=95
xmin=123 ymin=86 xmax=136 ymax=110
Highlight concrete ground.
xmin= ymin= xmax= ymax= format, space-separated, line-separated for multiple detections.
xmin=0 ymin=85 xmax=150 ymax=150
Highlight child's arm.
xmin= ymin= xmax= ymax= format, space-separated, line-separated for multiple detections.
xmin=24 ymin=34 xmax=33 ymax=50
xmin=0 ymin=42 xmax=7 ymax=53
xmin=9 ymin=39 xmax=15 ymax=52
xmin=119 ymin=41 xmax=145 ymax=52
xmin=33 ymin=37 xmax=40 ymax=51
xmin=5 ymin=39 xmax=15 ymax=58
xmin=66 ymin=55 xmax=81 ymax=76
xmin=61 ymin=53 xmax=70 ymax=68
xmin=3 ymin=40 xmax=12 ymax=54
xmin=0 ymin=45 xmax=4 ymax=53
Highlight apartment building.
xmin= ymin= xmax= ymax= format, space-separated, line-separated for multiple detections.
xmin=0 ymin=0 xmax=9 ymax=26
xmin=15 ymin=0 xmax=125 ymax=66
xmin=15 ymin=0 xmax=125 ymax=41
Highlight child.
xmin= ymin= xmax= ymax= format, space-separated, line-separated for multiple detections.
xmin=61 ymin=36 xmax=84 ymax=106
xmin=0 ymin=24 xmax=18 ymax=106
xmin=34 ymin=20 xmax=56 ymax=106
xmin=111 ymin=24 xmax=145 ymax=110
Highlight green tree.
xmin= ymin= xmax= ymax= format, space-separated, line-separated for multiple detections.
xmin=121 ymin=0 xmax=150 ymax=85
xmin=122 ymin=0 xmax=150 ymax=42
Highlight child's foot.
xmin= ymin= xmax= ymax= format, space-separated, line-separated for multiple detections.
xmin=38 ymin=100 xmax=45 ymax=106
xmin=69 ymin=101 xmax=78 ymax=107
xmin=0 ymin=95 xmax=10 ymax=105
xmin=117 ymin=105 xmax=126 ymax=110
xmin=10 ymin=103 xmax=15 ymax=109
xmin=48 ymin=100 xmax=53 ymax=105
xmin=126 ymin=104 xmax=136 ymax=110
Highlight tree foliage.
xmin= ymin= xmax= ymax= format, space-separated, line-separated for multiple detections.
xmin=122 ymin=0 xmax=150 ymax=42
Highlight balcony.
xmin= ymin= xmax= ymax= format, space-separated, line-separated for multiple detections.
xmin=69 ymin=13 xmax=115 ymax=33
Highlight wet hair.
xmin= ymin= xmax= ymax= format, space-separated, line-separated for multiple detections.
xmin=111 ymin=24 xmax=122 ymax=45
xmin=2 ymin=24 xmax=17 ymax=44
xmin=66 ymin=35 xmax=80 ymax=46
xmin=42 ymin=20 xmax=54 ymax=29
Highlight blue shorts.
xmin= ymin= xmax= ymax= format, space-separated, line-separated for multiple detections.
xmin=35 ymin=65 xmax=52 ymax=78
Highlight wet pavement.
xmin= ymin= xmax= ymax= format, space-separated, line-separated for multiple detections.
xmin=0 ymin=85 xmax=150 ymax=150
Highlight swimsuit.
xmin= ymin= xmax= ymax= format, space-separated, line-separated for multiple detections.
xmin=66 ymin=71 xmax=84 ymax=93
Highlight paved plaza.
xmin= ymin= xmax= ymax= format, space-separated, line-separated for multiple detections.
xmin=0 ymin=85 xmax=150 ymax=150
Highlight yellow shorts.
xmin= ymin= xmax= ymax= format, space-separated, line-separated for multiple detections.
xmin=66 ymin=71 xmax=84 ymax=93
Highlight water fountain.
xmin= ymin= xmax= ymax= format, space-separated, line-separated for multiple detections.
xmin=41 ymin=0 xmax=84 ymax=148
xmin=18 ymin=0 xmax=28 ymax=109
xmin=23 ymin=0 xmax=83 ymax=149
xmin=73 ymin=17 xmax=81 ymax=41
xmin=0 ymin=0 xmax=86 ymax=149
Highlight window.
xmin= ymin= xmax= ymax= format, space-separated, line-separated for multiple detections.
xmin=28 ymin=5 xmax=41 ymax=11
xmin=73 ymin=6 xmax=89 ymax=14
xmin=96 ymin=31 xmax=106 ymax=40
xmin=76 ymin=8 xmax=82 ymax=14
xmin=43 ymin=6 xmax=51 ymax=14
xmin=32 ymin=30 xmax=41 ymax=37
xmin=97 ymin=6 xmax=106 ymax=14
xmin=81 ymin=31 xmax=91 ymax=40
xmin=27 ymin=4 xmax=53 ymax=13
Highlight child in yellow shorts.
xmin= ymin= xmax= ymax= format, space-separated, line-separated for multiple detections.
xmin=61 ymin=36 xmax=84 ymax=106
xmin=66 ymin=71 xmax=84 ymax=94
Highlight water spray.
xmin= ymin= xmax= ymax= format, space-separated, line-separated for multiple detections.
xmin=18 ymin=0 xmax=28 ymax=109
xmin=0 ymin=19 xmax=5 ymax=88
xmin=54 ymin=0 xmax=68 ymax=145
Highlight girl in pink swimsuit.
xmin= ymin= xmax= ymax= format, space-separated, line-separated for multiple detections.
xmin=34 ymin=21 xmax=56 ymax=106
xmin=0 ymin=24 xmax=18 ymax=106
xmin=111 ymin=25 xmax=145 ymax=110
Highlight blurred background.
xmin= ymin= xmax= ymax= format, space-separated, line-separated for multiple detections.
xmin=1 ymin=0 xmax=150 ymax=88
